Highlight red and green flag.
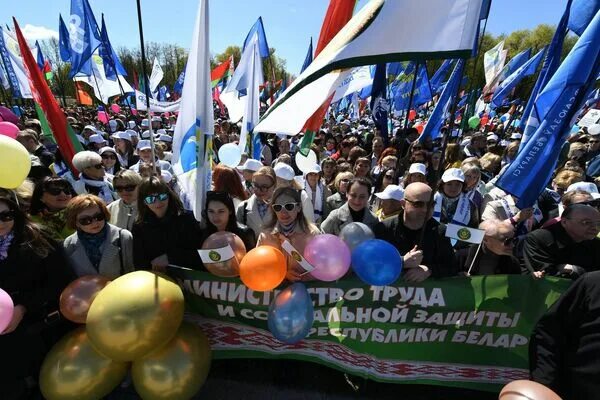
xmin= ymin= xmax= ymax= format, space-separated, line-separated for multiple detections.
xmin=298 ymin=93 xmax=335 ymax=156
xmin=211 ymin=56 xmax=233 ymax=88
xmin=14 ymin=18 xmax=83 ymax=173
xmin=315 ymin=0 xmax=358 ymax=57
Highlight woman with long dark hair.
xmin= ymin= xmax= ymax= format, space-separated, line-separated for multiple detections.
xmin=29 ymin=177 xmax=77 ymax=241
xmin=0 ymin=190 xmax=73 ymax=399
xmin=212 ymin=165 xmax=248 ymax=209
xmin=202 ymin=191 xmax=256 ymax=250
xmin=132 ymin=177 xmax=204 ymax=271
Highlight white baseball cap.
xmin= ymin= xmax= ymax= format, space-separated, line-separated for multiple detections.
xmin=108 ymin=119 xmax=118 ymax=132
xmin=487 ymin=134 xmax=499 ymax=142
xmin=441 ymin=168 xmax=465 ymax=183
xmin=151 ymin=116 xmax=162 ymax=122
xmin=88 ymin=133 xmax=107 ymax=144
xmin=274 ymin=162 xmax=295 ymax=181
xmin=566 ymin=182 xmax=600 ymax=199
xmin=236 ymin=159 xmax=263 ymax=172
xmin=112 ymin=131 xmax=131 ymax=141
xmin=510 ymin=132 xmax=522 ymax=140
xmin=125 ymin=129 xmax=138 ymax=138
xmin=156 ymin=128 xmax=167 ymax=135
xmin=136 ymin=140 xmax=152 ymax=151
xmin=158 ymin=134 xmax=173 ymax=143
xmin=375 ymin=185 xmax=404 ymax=201
xmin=99 ymin=146 xmax=117 ymax=156
xmin=83 ymin=125 xmax=96 ymax=132
xmin=141 ymin=130 xmax=151 ymax=139
xmin=408 ymin=163 xmax=427 ymax=176
xmin=141 ymin=118 xmax=149 ymax=127
xmin=127 ymin=121 xmax=137 ymax=129
xmin=305 ymin=164 xmax=321 ymax=175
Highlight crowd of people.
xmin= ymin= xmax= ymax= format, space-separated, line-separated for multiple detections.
xmin=1 ymin=103 xmax=600 ymax=398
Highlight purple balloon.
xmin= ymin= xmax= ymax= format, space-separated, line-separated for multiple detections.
xmin=0 ymin=288 xmax=14 ymax=333
xmin=303 ymin=234 xmax=351 ymax=281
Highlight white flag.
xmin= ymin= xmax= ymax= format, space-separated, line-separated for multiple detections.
xmin=239 ymin=34 xmax=263 ymax=153
xmin=483 ymin=41 xmax=505 ymax=86
xmin=74 ymin=54 xmax=134 ymax=104
xmin=1 ymin=27 xmax=32 ymax=98
xmin=149 ymin=57 xmax=164 ymax=93
xmin=171 ymin=0 xmax=213 ymax=222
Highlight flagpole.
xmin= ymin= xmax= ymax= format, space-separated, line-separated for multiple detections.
xmin=136 ymin=0 xmax=158 ymax=176
xmin=424 ymin=61 xmax=436 ymax=118
xmin=403 ymin=61 xmax=420 ymax=129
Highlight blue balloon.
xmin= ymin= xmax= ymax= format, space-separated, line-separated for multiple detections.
xmin=11 ymin=106 xmax=21 ymax=117
xmin=351 ymin=239 xmax=402 ymax=286
xmin=500 ymin=115 xmax=507 ymax=122
xmin=489 ymin=110 xmax=497 ymax=118
xmin=268 ymin=283 xmax=314 ymax=344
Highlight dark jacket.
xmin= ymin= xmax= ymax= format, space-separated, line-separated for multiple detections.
xmin=373 ymin=213 xmax=458 ymax=278
xmin=33 ymin=145 xmax=55 ymax=168
xmin=523 ymin=222 xmax=600 ymax=276
xmin=0 ymin=240 xmax=74 ymax=388
xmin=463 ymin=244 xmax=522 ymax=275
xmin=132 ymin=210 xmax=204 ymax=270
xmin=530 ymin=271 xmax=600 ymax=400
xmin=201 ymin=222 xmax=257 ymax=252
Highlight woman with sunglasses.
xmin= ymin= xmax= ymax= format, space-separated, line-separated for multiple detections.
xmin=71 ymin=151 xmax=116 ymax=205
xmin=236 ymin=166 xmax=276 ymax=237
xmin=0 ymin=190 xmax=74 ymax=398
xmin=132 ymin=177 xmax=204 ymax=271
xmin=99 ymin=146 xmax=122 ymax=177
xmin=321 ymin=178 xmax=378 ymax=235
xmin=369 ymin=167 xmax=398 ymax=212
xmin=107 ymin=170 xmax=142 ymax=231
xmin=257 ymin=187 xmax=320 ymax=282
xmin=202 ymin=191 xmax=256 ymax=250
xmin=326 ymin=171 xmax=354 ymax=211
xmin=29 ymin=177 xmax=77 ymax=241
xmin=63 ymin=194 xmax=134 ymax=278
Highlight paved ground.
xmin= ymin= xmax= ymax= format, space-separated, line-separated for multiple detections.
xmin=109 ymin=358 xmax=499 ymax=399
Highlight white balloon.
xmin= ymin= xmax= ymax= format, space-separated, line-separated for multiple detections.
xmin=295 ymin=150 xmax=318 ymax=174
xmin=218 ymin=143 xmax=242 ymax=167
xmin=588 ymin=124 xmax=600 ymax=136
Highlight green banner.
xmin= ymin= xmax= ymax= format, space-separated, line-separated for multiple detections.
xmin=168 ymin=267 xmax=570 ymax=392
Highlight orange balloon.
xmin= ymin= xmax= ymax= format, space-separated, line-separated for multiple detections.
xmin=239 ymin=246 xmax=286 ymax=291
xmin=59 ymin=275 xmax=111 ymax=324
xmin=201 ymin=231 xmax=246 ymax=277
xmin=499 ymin=380 xmax=562 ymax=400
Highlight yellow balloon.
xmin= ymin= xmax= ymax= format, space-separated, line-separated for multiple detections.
xmin=39 ymin=327 xmax=129 ymax=400
xmin=132 ymin=323 xmax=212 ymax=400
xmin=86 ymin=271 xmax=184 ymax=362
xmin=0 ymin=135 xmax=31 ymax=189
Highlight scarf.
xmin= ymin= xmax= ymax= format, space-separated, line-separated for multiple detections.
xmin=81 ymin=174 xmax=113 ymax=204
xmin=78 ymin=224 xmax=108 ymax=270
xmin=277 ymin=221 xmax=297 ymax=238
xmin=0 ymin=231 xmax=14 ymax=261
xmin=304 ymin=182 xmax=323 ymax=221
xmin=433 ymin=192 xmax=471 ymax=226
xmin=257 ymin=200 xmax=269 ymax=219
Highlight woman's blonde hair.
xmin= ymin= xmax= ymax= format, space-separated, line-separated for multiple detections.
xmin=334 ymin=171 xmax=354 ymax=191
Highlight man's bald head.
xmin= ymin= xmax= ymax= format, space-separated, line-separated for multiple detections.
xmin=404 ymin=182 xmax=432 ymax=201
xmin=561 ymin=204 xmax=600 ymax=242
xmin=403 ymin=182 xmax=433 ymax=229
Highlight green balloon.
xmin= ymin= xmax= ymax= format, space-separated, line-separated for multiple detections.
xmin=468 ymin=116 xmax=480 ymax=129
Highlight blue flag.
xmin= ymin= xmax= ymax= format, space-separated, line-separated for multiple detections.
xmin=242 ymin=17 xmax=270 ymax=58
xmin=173 ymin=70 xmax=185 ymax=95
xmin=67 ymin=0 xmax=102 ymax=78
xmin=99 ymin=15 xmax=127 ymax=81
xmin=370 ymin=63 xmax=389 ymax=146
xmin=491 ymin=48 xmax=545 ymax=109
xmin=520 ymin=0 xmax=573 ymax=141
xmin=419 ymin=59 xmax=464 ymax=143
xmin=568 ymin=0 xmax=600 ymax=35
xmin=392 ymin=63 xmax=432 ymax=112
xmin=499 ymin=48 xmax=532 ymax=82
xmin=58 ymin=14 xmax=71 ymax=62
xmin=158 ymin=85 xmax=169 ymax=101
xmin=387 ymin=61 xmax=415 ymax=77
xmin=35 ymin=41 xmax=45 ymax=71
xmin=496 ymin=9 xmax=600 ymax=209
xmin=300 ymin=37 xmax=313 ymax=73
xmin=430 ymin=59 xmax=454 ymax=94
xmin=0 ymin=27 xmax=22 ymax=98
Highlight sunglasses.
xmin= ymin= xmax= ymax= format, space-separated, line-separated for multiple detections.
xmin=101 ymin=154 xmax=117 ymax=160
xmin=340 ymin=179 xmax=350 ymax=183
xmin=90 ymin=164 xmax=104 ymax=170
xmin=252 ymin=182 xmax=274 ymax=191
xmin=114 ymin=185 xmax=137 ymax=193
xmin=384 ymin=174 xmax=395 ymax=179
xmin=144 ymin=192 xmax=169 ymax=205
xmin=500 ymin=236 xmax=517 ymax=246
xmin=272 ymin=202 xmax=299 ymax=212
xmin=45 ymin=186 xmax=71 ymax=196
xmin=405 ymin=198 xmax=430 ymax=208
xmin=0 ymin=210 xmax=16 ymax=222
xmin=77 ymin=212 xmax=105 ymax=226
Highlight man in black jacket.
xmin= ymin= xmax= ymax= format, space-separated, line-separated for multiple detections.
xmin=373 ymin=182 xmax=457 ymax=281
xmin=530 ymin=271 xmax=600 ymax=399
xmin=524 ymin=204 xmax=600 ymax=279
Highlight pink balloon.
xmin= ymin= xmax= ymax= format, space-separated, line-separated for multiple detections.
xmin=97 ymin=111 xmax=109 ymax=124
xmin=110 ymin=104 xmax=121 ymax=114
xmin=0 ymin=114 xmax=4 ymax=121
xmin=0 ymin=288 xmax=14 ymax=333
xmin=303 ymin=234 xmax=351 ymax=281
xmin=163 ymin=112 xmax=170 ymax=118
xmin=131 ymin=108 xmax=138 ymax=116
xmin=0 ymin=122 xmax=19 ymax=139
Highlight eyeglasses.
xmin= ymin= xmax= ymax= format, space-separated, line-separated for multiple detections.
xmin=114 ymin=185 xmax=137 ymax=193
xmin=90 ymin=164 xmax=104 ymax=170
xmin=0 ymin=210 xmax=15 ymax=222
xmin=272 ymin=202 xmax=299 ymax=212
xmin=589 ymin=140 xmax=600 ymax=144
xmin=405 ymin=198 xmax=430 ymax=208
xmin=384 ymin=174 xmax=395 ymax=180
xmin=101 ymin=154 xmax=117 ymax=160
xmin=252 ymin=182 xmax=274 ymax=192
xmin=565 ymin=218 xmax=600 ymax=229
xmin=497 ymin=236 xmax=517 ymax=246
xmin=77 ymin=212 xmax=105 ymax=226
xmin=340 ymin=179 xmax=350 ymax=183
xmin=44 ymin=186 xmax=71 ymax=196
xmin=144 ymin=192 xmax=169 ymax=205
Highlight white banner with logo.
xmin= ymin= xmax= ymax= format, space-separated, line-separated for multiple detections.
xmin=135 ymin=90 xmax=181 ymax=112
